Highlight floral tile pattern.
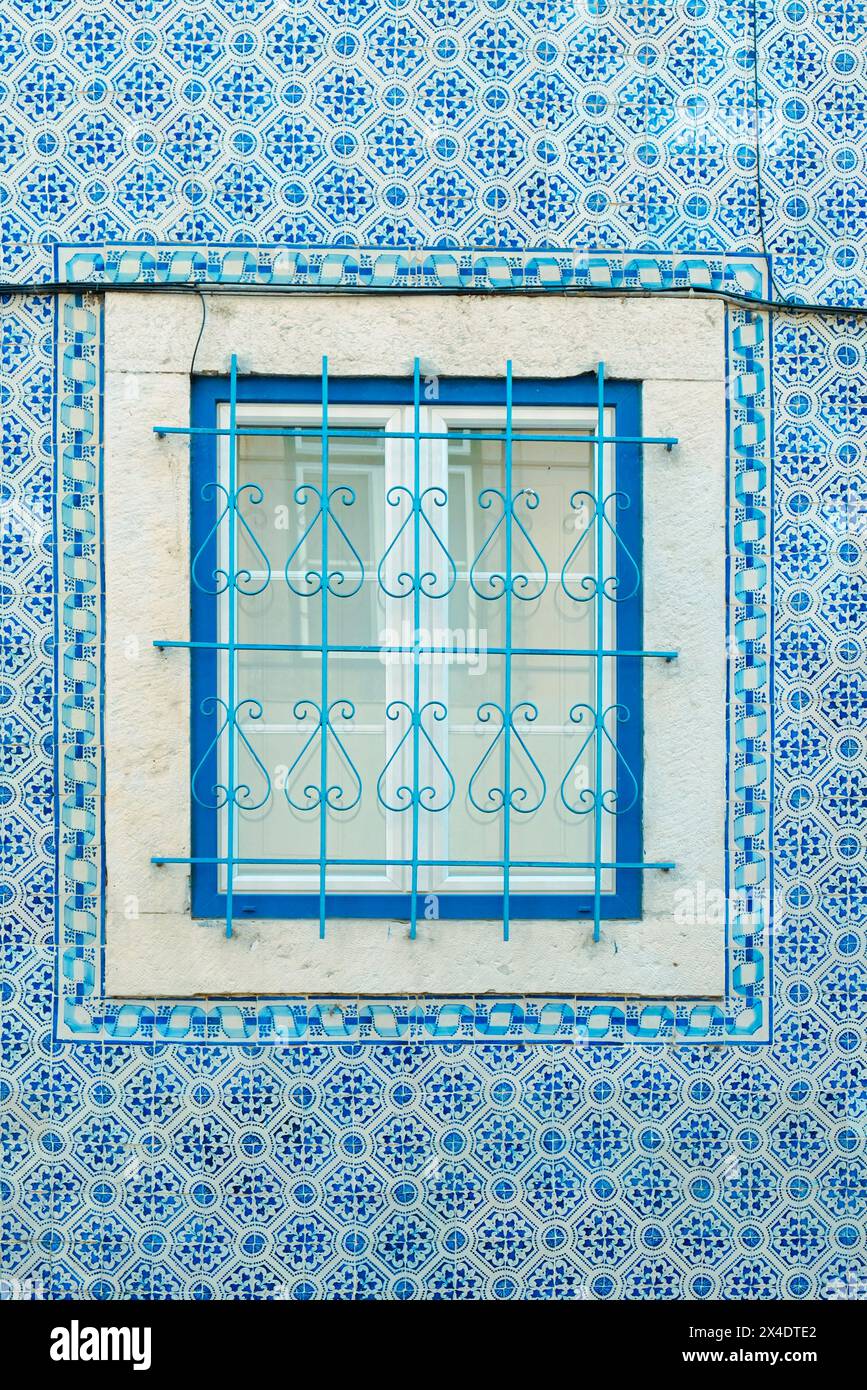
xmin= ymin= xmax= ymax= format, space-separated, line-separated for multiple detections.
xmin=1 ymin=0 xmax=866 ymax=1298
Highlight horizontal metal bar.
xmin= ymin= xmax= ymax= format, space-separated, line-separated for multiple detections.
xmin=152 ymin=856 xmax=675 ymax=870
xmin=154 ymin=423 xmax=678 ymax=447
xmin=154 ymin=639 xmax=679 ymax=660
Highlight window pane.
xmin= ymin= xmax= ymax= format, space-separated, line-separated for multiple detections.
xmin=432 ymin=426 xmax=612 ymax=893
xmin=228 ymin=425 xmax=395 ymax=892
xmin=217 ymin=410 xmax=620 ymax=905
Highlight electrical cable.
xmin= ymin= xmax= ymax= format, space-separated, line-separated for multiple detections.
xmin=189 ymin=281 xmax=207 ymax=376
xmin=0 ymin=278 xmax=866 ymax=315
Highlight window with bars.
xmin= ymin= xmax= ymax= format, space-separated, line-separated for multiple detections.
xmin=154 ymin=359 xmax=678 ymax=943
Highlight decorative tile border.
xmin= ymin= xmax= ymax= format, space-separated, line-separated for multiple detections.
xmin=57 ymin=243 xmax=768 ymax=300
xmin=53 ymin=247 xmax=772 ymax=1046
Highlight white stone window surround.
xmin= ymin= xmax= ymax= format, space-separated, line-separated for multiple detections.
xmin=103 ymin=292 xmax=727 ymax=998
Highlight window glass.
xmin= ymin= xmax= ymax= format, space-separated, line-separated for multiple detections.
xmin=217 ymin=405 xmax=617 ymax=903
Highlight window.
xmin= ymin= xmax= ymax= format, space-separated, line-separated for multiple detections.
xmin=185 ymin=362 xmax=665 ymax=938
xmin=104 ymin=290 xmax=727 ymax=998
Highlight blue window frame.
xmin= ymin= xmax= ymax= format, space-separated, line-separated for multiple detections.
xmin=166 ymin=362 xmax=677 ymax=942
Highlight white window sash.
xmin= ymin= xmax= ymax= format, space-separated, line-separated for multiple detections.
xmin=216 ymin=399 xmax=618 ymax=901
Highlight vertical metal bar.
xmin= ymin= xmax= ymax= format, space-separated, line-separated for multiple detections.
xmin=225 ymin=354 xmax=239 ymax=939
xmin=593 ymin=361 xmax=605 ymax=942
xmin=502 ymin=360 xmax=513 ymax=943
xmin=409 ymin=357 xmax=421 ymax=939
xmin=319 ymin=356 xmax=329 ymax=939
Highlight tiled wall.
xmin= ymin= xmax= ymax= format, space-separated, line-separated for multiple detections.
xmin=1 ymin=0 xmax=866 ymax=1299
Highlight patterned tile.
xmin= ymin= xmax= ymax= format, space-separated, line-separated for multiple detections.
xmin=0 ymin=0 xmax=865 ymax=1299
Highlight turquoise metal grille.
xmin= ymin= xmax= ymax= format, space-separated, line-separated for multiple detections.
xmin=152 ymin=358 xmax=678 ymax=944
